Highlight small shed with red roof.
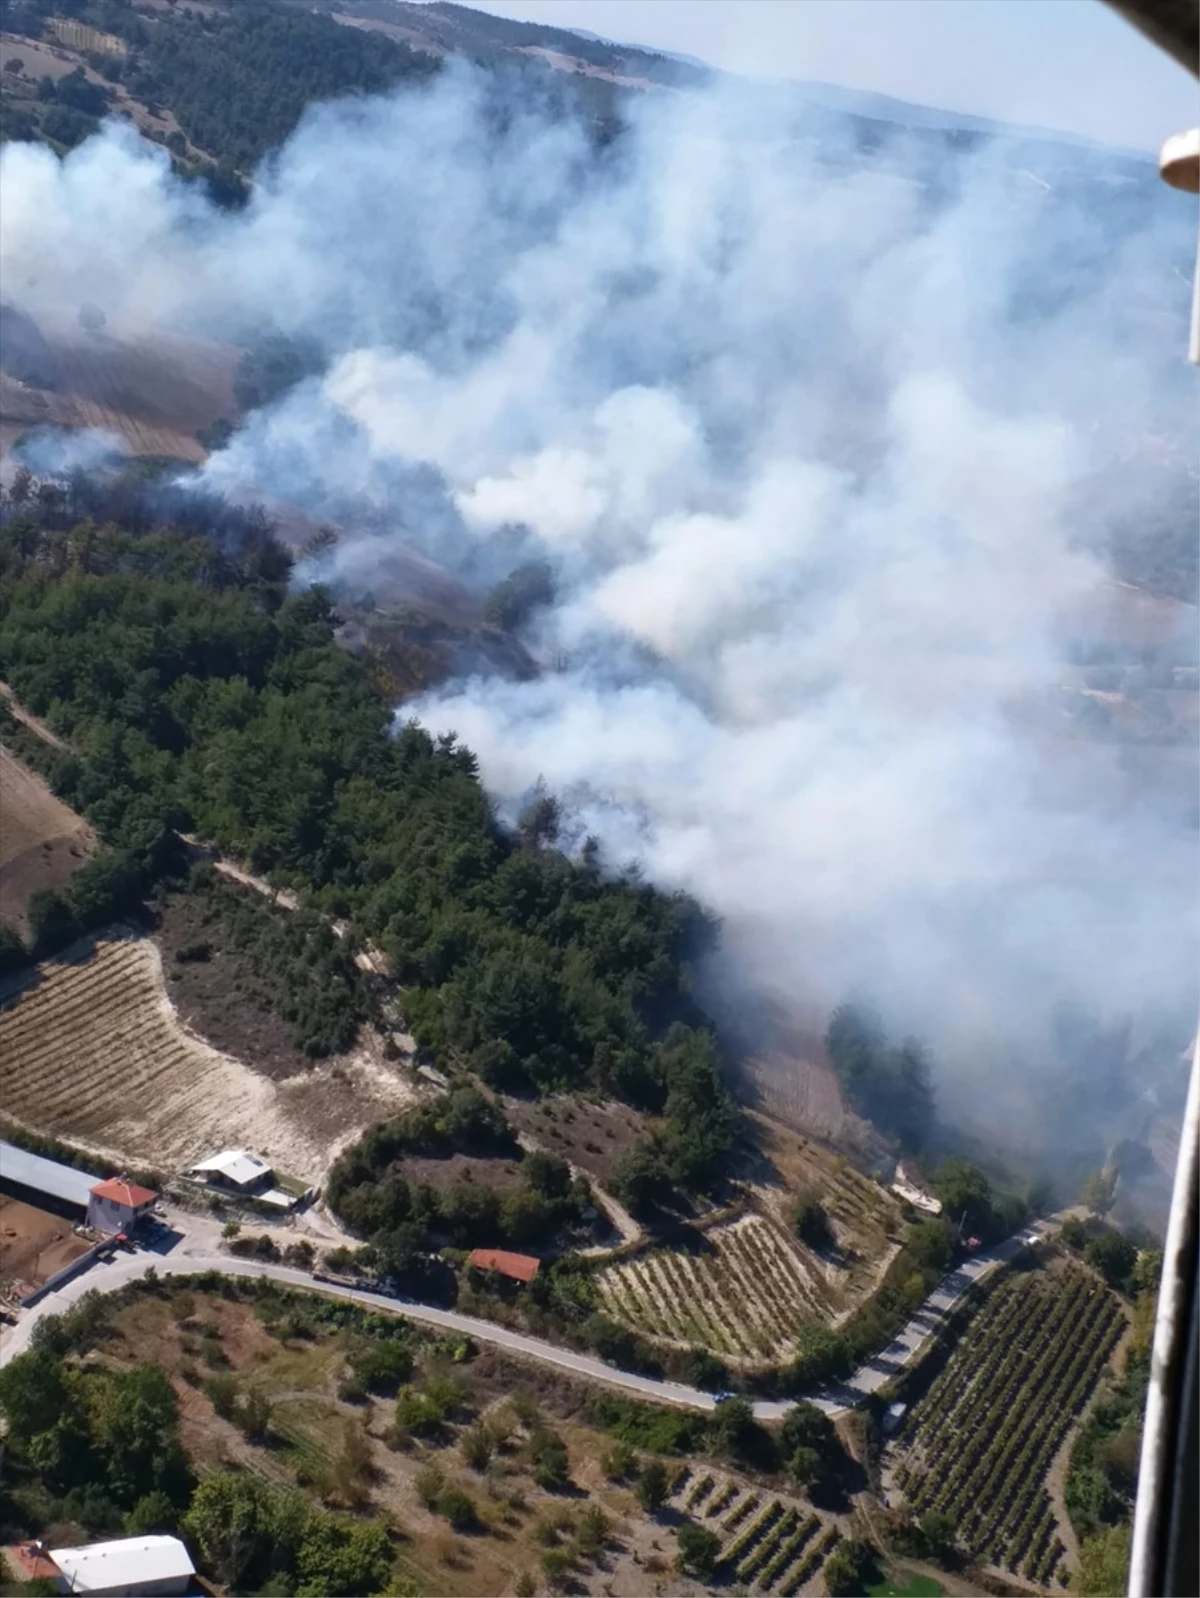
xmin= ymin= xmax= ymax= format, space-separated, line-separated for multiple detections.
xmin=467 ymin=1248 xmax=541 ymax=1284
xmin=87 ymin=1177 xmax=158 ymax=1236
xmin=3 ymin=1542 xmax=63 ymax=1587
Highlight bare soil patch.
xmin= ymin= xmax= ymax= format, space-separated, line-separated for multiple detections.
xmin=399 ymin=1151 xmax=528 ymax=1196
xmin=0 ymin=744 xmax=95 ymax=936
xmin=502 ymin=1094 xmax=646 ymax=1186
xmin=740 ymin=1015 xmax=868 ymax=1152
xmin=0 ymin=34 xmax=83 ymax=80
xmin=0 ymin=1193 xmax=89 ymax=1290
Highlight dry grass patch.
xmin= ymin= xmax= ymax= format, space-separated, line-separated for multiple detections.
xmin=0 ymin=745 xmax=94 ymax=937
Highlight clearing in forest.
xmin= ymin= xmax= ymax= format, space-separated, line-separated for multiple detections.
xmin=502 ymin=1094 xmax=647 ymax=1187
xmin=0 ymin=932 xmax=422 ymax=1182
xmin=889 ymin=1261 xmax=1126 ymax=1589
xmin=0 ymin=744 xmax=94 ymax=937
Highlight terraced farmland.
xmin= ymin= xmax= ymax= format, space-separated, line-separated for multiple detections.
xmin=0 ymin=933 xmax=421 ymax=1181
xmin=48 ymin=18 xmax=126 ymax=54
xmin=669 ymin=1470 xmax=844 ymax=1593
xmin=892 ymin=1263 xmax=1125 ymax=1587
xmin=596 ymin=1212 xmax=837 ymax=1363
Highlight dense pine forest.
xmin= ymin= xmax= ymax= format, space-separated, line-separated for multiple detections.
xmin=0 ymin=475 xmax=735 ymax=1209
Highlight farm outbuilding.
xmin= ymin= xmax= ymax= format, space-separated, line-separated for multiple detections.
xmin=0 ymin=1142 xmax=157 ymax=1239
xmin=187 ymin=1148 xmax=295 ymax=1209
xmin=189 ymin=1148 xmax=273 ymax=1190
xmin=883 ymin=1400 xmax=909 ymax=1435
xmin=48 ymin=1534 xmax=195 ymax=1596
xmin=467 ymin=1247 xmax=541 ymax=1283
xmin=0 ymin=1140 xmax=96 ymax=1216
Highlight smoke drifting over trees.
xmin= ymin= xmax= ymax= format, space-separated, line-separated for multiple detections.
xmin=2 ymin=63 xmax=1196 ymax=1152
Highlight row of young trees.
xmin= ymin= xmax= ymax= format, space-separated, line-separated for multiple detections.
xmin=894 ymin=1261 xmax=1130 ymax=1584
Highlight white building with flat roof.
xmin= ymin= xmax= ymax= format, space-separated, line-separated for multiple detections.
xmin=188 ymin=1148 xmax=294 ymax=1209
xmin=48 ymin=1534 xmax=194 ymax=1596
xmin=189 ymin=1148 xmax=273 ymax=1189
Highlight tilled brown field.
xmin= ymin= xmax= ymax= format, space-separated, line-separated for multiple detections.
xmin=0 ymin=306 xmax=237 ymax=464
xmin=0 ymin=933 xmax=423 ymax=1182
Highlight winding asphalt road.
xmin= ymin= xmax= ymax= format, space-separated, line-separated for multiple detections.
xmin=0 ymin=1221 xmax=1056 ymax=1419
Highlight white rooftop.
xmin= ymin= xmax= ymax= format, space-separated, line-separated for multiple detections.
xmin=190 ymin=1148 xmax=272 ymax=1187
xmin=49 ymin=1534 xmax=194 ymax=1592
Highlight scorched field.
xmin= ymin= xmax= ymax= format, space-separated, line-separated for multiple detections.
xmin=0 ymin=932 xmax=422 ymax=1182
xmin=890 ymin=1261 xmax=1125 ymax=1587
xmin=596 ymin=1212 xmax=839 ymax=1364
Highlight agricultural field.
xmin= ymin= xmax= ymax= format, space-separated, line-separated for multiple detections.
xmin=889 ymin=1261 xmax=1126 ymax=1588
xmin=0 ymin=744 xmax=94 ymax=937
xmin=598 ymin=1213 xmax=841 ymax=1365
xmin=669 ymin=1468 xmax=846 ymax=1594
xmin=46 ymin=18 xmax=127 ymax=54
xmin=0 ymin=305 xmax=237 ymax=463
xmin=81 ymin=1276 xmax=805 ymax=1597
xmin=748 ymin=1112 xmax=902 ymax=1264
xmin=503 ymin=1092 xmax=647 ymax=1187
xmin=719 ymin=995 xmax=872 ymax=1153
xmin=0 ymin=932 xmax=422 ymax=1183
xmin=595 ymin=1121 xmax=903 ymax=1365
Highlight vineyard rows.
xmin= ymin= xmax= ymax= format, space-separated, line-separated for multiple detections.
xmin=893 ymin=1264 xmax=1124 ymax=1586
xmin=0 ymin=934 xmax=407 ymax=1182
xmin=668 ymin=1471 xmax=842 ymax=1593
xmin=49 ymin=19 xmax=126 ymax=55
xmin=596 ymin=1213 xmax=835 ymax=1362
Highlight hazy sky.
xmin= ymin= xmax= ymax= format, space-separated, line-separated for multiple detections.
xmin=449 ymin=0 xmax=1197 ymax=151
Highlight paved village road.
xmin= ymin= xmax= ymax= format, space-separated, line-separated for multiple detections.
xmin=0 ymin=1220 xmax=1059 ymax=1420
xmin=824 ymin=1220 xmax=1057 ymax=1409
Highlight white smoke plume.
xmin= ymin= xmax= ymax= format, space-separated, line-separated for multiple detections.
xmin=2 ymin=66 xmax=1196 ymax=1153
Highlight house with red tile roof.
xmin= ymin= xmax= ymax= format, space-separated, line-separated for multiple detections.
xmin=87 ymin=1177 xmax=158 ymax=1236
xmin=466 ymin=1248 xmax=541 ymax=1283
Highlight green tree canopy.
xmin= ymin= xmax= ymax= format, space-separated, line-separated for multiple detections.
xmin=634 ymin=1458 xmax=669 ymax=1513
xmin=1075 ymin=1524 xmax=1131 ymax=1597
xmin=676 ymin=1521 xmax=721 ymax=1579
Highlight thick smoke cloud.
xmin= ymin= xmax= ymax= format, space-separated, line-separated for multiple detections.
xmin=2 ymin=66 xmax=1196 ymax=1152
